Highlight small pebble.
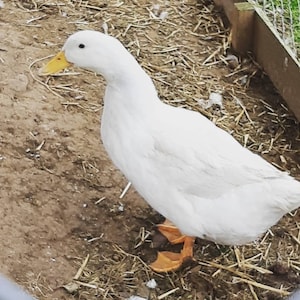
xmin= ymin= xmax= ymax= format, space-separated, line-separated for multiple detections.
xmin=146 ymin=278 xmax=157 ymax=289
xmin=128 ymin=296 xmax=147 ymax=300
xmin=226 ymin=54 xmax=239 ymax=69
xmin=118 ymin=203 xmax=124 ymax=212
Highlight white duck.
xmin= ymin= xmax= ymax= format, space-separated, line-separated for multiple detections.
xmin=43 ymin=30 xmax=300 ymax=272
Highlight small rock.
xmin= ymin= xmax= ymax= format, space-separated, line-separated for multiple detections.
xmin=118 ymin=202 xmax=124 ymax=212
xmin=128 ymin=296 xmax=147 ymax=300
xmin=63 ymin=281 xmax=80 ymax=294
xmin=226 ymin=54 xmax=239 ymax=69
xmin=146 ymin=278 xmax=157 ymax=289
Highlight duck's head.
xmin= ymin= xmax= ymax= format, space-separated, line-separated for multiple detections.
xmin=42 ymin=30 xmax=132 ymax=78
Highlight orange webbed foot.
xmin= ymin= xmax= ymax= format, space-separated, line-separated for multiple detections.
xmin=150 ymin=220 xmax=195 ymax=272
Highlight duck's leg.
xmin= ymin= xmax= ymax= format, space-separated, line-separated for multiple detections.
xmin=156 ymin=219 xmax=186 ymax=244
xmin=150 ymin=220 xmax=195 ymax=272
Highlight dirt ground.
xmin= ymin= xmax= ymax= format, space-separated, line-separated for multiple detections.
xmin=0 ymin=1 xmax=299 ymax=299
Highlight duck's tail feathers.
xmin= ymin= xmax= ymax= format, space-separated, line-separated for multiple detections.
xmin=273 ymin=178 xmax=300 ymax=213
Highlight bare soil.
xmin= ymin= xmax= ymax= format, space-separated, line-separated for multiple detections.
xmin=0 ymin=1 xmax=299 ymax=300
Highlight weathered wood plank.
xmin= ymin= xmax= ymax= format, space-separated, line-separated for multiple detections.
xmin=213 ymin=0 xmax=254 ymax=53
xmin=231 ymin=2 xmax=254 ymax=54
xmin=253 ymin=8 xmax=300 ymax=121
xmin=213 ymin=0 xmax=237 ymax=23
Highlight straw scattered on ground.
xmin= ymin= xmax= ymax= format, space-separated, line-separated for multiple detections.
xmin=6 ymin=0 xmax=300 ymax=299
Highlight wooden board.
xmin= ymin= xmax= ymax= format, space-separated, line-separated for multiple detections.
xmin=214 ymin=0 xmax=254 ymax=54
xmin=253 ymin=8 xmax=300 ymax=121
xmin=213 ymin=0 xmax=300 ymax=121
xmin=231 ymin=2 xmax=254 ymax=54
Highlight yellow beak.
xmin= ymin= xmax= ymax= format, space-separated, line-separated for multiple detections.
xmin=42 ymin=51 xmax=71 ymax=75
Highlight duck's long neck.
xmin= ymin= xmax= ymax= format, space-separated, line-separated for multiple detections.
xmin=100 ymin=50 xmax=161 ymax=174
xmin=102 ymin=50 xmax=161 ymax=112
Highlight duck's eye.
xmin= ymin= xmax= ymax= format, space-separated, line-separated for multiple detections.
xmin=78 ymin=43 xmax=85 ymax=49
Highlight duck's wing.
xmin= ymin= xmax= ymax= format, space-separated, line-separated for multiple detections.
xmin=149 ymin=105 xmax=285 ymax=199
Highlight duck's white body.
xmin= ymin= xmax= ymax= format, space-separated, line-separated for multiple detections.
xmin=62 ymin=31 xmax=300 ymax=245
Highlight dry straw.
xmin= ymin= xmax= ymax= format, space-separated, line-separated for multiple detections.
xmin=23 ymin=0 xmax=300 ymax=298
